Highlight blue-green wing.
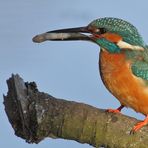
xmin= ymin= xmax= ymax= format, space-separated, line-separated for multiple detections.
xmin=131 ymin=46 xmax=148 ymax=80
xmin=131 ymin=61 xmax=148 ymax=80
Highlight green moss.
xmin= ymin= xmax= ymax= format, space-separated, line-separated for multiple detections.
xmin=61 ymin=113 xmax=84 ymax=139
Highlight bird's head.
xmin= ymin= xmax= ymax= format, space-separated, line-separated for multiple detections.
xmin=33 ymin=17 xmax=145 ymax=53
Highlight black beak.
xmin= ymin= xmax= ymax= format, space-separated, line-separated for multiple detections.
xmin=32 ymin=26 xmax=93 ymax=43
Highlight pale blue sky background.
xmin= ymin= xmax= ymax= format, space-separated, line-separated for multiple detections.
xmin=1 ymin=0 xmax=148 ymax=147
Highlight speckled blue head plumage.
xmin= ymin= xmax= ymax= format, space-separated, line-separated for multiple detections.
xmin=89 ymin=17 xmax=145 ymax=47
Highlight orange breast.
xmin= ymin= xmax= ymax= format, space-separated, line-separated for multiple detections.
xmin=99 ymin=50 xmax=148 ymax=115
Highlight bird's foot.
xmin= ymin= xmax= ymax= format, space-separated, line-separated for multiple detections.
xmin=106 ymin=105 xmax=124 ymax=114
xmin=131 ymin=115 xmax=148 ymax=133
xmin=106 ymin=108 xmax=121 ymax=113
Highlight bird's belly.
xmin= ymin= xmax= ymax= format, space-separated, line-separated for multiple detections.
xmin=99 ymin=50 xmax=148 ymax=115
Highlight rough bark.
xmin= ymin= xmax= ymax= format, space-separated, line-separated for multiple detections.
xmin=3 ymin=74 xmax=148 ymax=148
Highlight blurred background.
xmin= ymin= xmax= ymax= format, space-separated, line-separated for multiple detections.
xmin=1 ymin=0 xmax=148 ymax=147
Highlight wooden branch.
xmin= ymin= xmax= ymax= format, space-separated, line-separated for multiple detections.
xmin=3 ymin=74 xmax=148 ymax=148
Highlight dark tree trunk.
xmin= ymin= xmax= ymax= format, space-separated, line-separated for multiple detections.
xmin=3 ymin=74 xmax=148 ymax=148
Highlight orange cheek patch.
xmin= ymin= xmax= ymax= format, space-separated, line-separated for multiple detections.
xmin=102 ymin=33 xmax=122 ymax=43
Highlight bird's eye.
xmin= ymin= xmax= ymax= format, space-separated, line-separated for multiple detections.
xmin=99 ymin=28 xmax=107 ymax=34
xmin=94 ymin=28 xmax=107 ymax=34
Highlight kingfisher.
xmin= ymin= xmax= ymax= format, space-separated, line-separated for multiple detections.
xmin=33 ymin=17 xmax=148 ymax=132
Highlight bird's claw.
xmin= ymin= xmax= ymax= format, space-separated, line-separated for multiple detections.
xmin=130 ymin=121 xmax=147 ymax=134
xmin=106 ymin=108 xmax=121 ymax=113
xmin=106 ymin=105 xmax=124 ymax=114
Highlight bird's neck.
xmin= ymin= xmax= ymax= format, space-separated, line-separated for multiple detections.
xmin=99 ymin=49 xmax=127 ymax=75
